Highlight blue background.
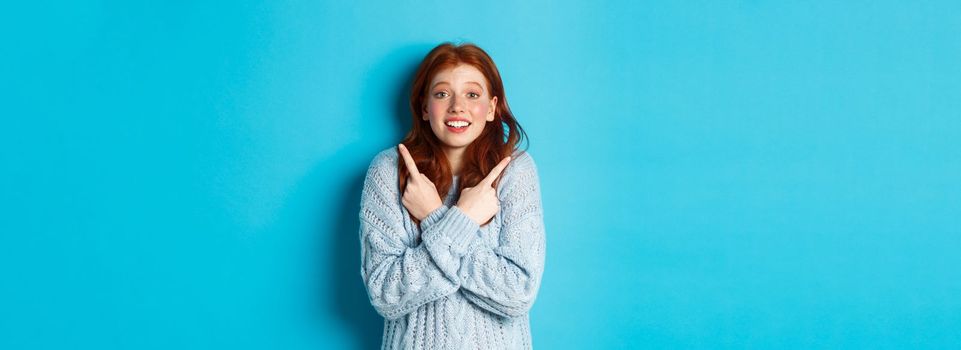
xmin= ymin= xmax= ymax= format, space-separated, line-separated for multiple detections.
xmin=2 ymin=1 xmax=960 ymax=349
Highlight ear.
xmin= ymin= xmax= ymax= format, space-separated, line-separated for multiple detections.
xmin=487 ymin=96 xmax=498 ymax=122
xmin=422 ymin=103 xmax=429 ymax=121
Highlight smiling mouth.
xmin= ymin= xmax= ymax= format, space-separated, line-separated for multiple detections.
xmin=445 ymin=120 xmax=470 ymax=134
xmin=445 ymin=120 xmax=471 ymax=128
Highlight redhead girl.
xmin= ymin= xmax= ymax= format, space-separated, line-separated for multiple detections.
xmin=359 ymin=42 xmax=546 ymax=349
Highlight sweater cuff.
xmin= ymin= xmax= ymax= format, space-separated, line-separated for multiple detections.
xmin=420 ymin=205 xmax=449 ymax=229
xmin=423 ymin=206 xmax=480 ymax=257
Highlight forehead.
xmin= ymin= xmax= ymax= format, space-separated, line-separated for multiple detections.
xmin=430 ymin=64 xmax=489 ymax=89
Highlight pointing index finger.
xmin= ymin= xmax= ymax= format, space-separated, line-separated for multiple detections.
xmin=397 ymin=144 xmax=420 ymax=176
xmin=481 ymin=156 xmax=512 ymax=188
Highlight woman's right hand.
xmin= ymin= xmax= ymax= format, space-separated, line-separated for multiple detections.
xmin=456 ymin=156 xmax=512 ymax=226
xmin=398 ymin=144 xmax=443 ymax=222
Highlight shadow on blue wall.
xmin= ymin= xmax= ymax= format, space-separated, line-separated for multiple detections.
xmin=322 ymin=44 xmax=431 ymax=349
xmin=327 ymin=171 xmax=382 ymax=349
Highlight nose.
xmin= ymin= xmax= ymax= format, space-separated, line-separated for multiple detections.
xmin=448 ymin=95 xmax=465 ymax=114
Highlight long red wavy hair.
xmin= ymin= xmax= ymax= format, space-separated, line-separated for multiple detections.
xmin=399 ymin=42 xmax=528 ymax=218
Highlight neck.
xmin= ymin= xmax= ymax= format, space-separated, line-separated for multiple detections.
xmin=444 ymin=147 xmax=466 ymax=177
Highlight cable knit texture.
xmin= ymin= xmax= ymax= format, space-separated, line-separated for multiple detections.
xmin=359 ymin=147 xmax=546 ymax=349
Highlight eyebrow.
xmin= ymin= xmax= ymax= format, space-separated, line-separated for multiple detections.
xmin=430 ymin=81 xmax=484 ymax=90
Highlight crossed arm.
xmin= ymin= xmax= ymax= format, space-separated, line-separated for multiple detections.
xmin=358 ymin=150 xmax=545 ymax=320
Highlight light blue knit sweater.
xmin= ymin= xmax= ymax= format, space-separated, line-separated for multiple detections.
xmin=359 ymin=147 xmax=546 ymax=349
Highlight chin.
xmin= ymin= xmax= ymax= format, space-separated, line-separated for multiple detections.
xmin=433 ymin=126 xmax=482 ymax=148
xmin=441 ymin=140 xmax=472 ymax=149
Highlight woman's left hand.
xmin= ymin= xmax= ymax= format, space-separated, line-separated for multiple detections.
xmin=398 ymin=144 xmax=443 ymax=221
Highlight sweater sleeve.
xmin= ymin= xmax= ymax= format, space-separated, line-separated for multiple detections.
xmin=458 ymin=154 xmax=547 ymax=318
xmin=359 ymin=151 xmax=481 ymax=320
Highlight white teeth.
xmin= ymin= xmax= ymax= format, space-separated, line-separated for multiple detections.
xmin=445 ymin=121 xmax=470 ymax=128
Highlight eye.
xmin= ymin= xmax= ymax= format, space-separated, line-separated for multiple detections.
xmin=467 ymin=92 xmax=480 ymax=98
xmin=433 ymin=91 xmax=448 ymax=98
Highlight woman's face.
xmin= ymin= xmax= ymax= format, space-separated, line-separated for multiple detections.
xmin=423 ymin=64 xmax=498 ymax=152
